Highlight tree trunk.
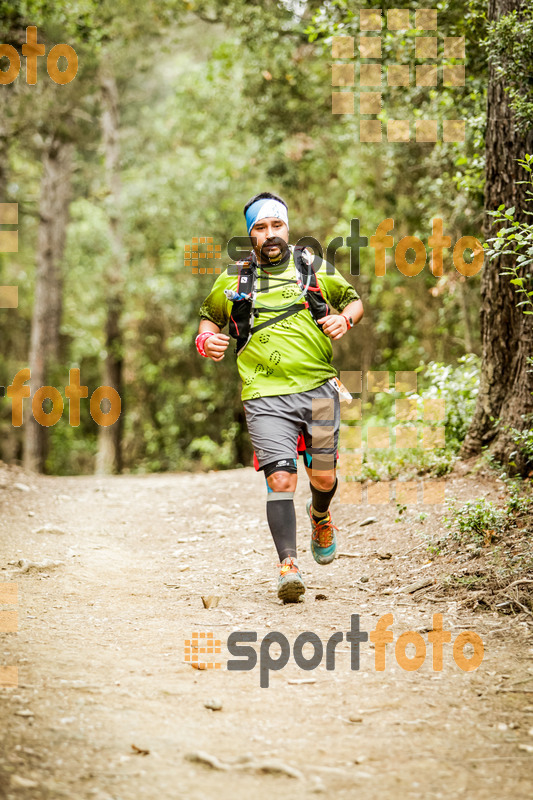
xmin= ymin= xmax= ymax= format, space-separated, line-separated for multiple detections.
xmin=96 ymin=70 xmax=125 ymax=475
xmin=461 ymin=0 xmax=533 ymax=474
xmin=24 ymin=137 xmax=73 ymax=472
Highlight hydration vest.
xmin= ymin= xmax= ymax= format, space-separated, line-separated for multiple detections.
xmin=227 ymin=246 xmax=330 ymax=355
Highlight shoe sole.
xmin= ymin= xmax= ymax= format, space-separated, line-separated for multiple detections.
xmin=277 ymin=574 xmax=306 ymax=603
xmin=307 ymin=500 xmax=337 ymax=565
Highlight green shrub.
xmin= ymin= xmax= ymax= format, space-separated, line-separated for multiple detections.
xmin=351 ymin=355 xmax=480 ymax=481
xmin=445 ymin=498 xmax=506 ymax=543
xmin=420 ymin=354 xmax=480 ymax=451
xmin=509 ymin=412 xmax=533 ymax=466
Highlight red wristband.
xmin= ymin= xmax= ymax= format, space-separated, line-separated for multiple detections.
xmin=196 ymin=331 xmax=214 ymax=357
xmin=341 ymin=313 xmax=353 ymax=330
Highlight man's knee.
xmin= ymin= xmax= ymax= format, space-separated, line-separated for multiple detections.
xmin=267 ymin=470 xmax=297 ymax=493
xmin=310 ymin=472 xmax=337 ymax=492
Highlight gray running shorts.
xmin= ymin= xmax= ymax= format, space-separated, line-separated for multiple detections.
xmin=243 ymin=380 xmax=340 ymax=474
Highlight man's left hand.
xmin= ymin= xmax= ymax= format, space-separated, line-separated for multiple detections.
xmin=317 ymin=314 xmax=348 ymax=340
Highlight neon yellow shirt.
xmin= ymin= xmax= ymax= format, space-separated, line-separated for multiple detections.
xmin=199 ymin=252 xmax=359 ymax=401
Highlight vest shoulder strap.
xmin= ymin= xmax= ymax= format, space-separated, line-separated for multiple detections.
xmin=292 ymin=246 xmax=330 ymax=326
xmin=228 ymin=249 xmax=330 ymax=354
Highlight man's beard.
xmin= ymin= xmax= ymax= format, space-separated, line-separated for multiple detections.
xmin=260 ymin=236 xmax=289 ymax=264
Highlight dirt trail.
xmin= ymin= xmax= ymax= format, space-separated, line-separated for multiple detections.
xmin=1 ymin=463 xmax=532 ymax=799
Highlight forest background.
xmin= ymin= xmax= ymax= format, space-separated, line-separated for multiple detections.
xmin=0 ymin=0 xmax=532 ymax=482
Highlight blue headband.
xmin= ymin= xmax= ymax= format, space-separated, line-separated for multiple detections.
xmin=245 ymin=198 xmax=289 ymax=235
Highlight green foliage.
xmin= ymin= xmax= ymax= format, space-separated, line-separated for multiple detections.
xmin=305 ymin=0 xmax=488 ymax=210
xmin=486 ymin=154 xmax=533 ymax=316
xmin=394 ymin=501 xmax=407 ymax=522
xmin=510 ymin=416 xmax=533 ymax=465
xmin=505 ymin=478 xmax=533 ymax=515
xmin=358 ymin=444 xmax=455 ymax=482
xmin=486 ymin=5 xmax=533 ymax=133
xmin=344 ymin=355 xmax=479 ymax=482
xmin=485 ymin=155 xmax=533 ymax=473
xmin=445 ymin=497 xmax=506 ymax=543
xmin=445 ymin=478 xmax=532 ymax=545
xmin=0 ymin=0 xmax=491 ymax=474
xmin=421 ymin=354 xmax=480 ymax=449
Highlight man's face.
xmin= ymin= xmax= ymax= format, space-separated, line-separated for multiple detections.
xmin=250 ymin=217 xmax=289 ymax=263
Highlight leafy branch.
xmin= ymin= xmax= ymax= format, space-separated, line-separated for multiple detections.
xmin=486 ymin=5 xmax=533 ymax=133
xmin=485 ymin=153 xmax=533 ymax=316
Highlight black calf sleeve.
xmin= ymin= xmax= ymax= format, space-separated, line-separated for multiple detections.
xmin=309 ymin=477 xmax=338 ymax=514
xmin=266 ymin=493 xmax=297 ymax=561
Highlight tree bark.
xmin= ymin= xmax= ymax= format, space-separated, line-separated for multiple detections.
xmin=24 ymin=137 xmax=74 ymax=472
xmin=96 ymin=70 xmax=125 ymax=475
xmin=461 ymin=0 xmax=533 ymax=473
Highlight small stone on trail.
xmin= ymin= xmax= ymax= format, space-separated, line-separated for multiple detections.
xmin=399 ymin=577 xmax=435 ymax=593
xmin=337 ymin=552 xmax=363 ymax=558
xmin=360 ymin=576 xmax=370 ymax=583
xmin=185 ymin=750 xmax=303 ymax=779
xmin=33 ymin=523 xmax=67 ymax=535
xmin=16 ymin=558 xmax=64 ymax=574
xmin=204 ymin=698 xmax=223 ymax=711
xmin=14 ymin=483 xmax=31 ymax=492
xmin=257 ymin=760 xmax=303 ymax=780
xmin=11 ymin=775 xmax=39 ymax=789
xmin=14 ymin=709 xmax=34 ymax=717
xmin=207 ymin=504 xmax=229 ymax=515
xmin=185 ymin=750 xmax=228 ymax=771
xmin=310 ymin=776 xmax=326 ymax=793
xmin=360 ymin=517 xmax=377 ymax=527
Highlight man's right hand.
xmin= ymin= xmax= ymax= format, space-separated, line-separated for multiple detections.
xmin=204 ymin=333 xmax=231 ymax=361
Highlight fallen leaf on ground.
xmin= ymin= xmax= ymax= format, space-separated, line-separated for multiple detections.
xmin=201 ymin=595 xmax=220 ymax=608
xmin=131 ymin=744 xmax=150 ymax=756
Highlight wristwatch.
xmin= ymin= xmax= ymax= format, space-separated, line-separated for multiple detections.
xmin=341 ymin=312 xmax=354 ymax=329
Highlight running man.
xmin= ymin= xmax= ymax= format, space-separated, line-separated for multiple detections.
xmin=196 ymin=192 xmax=363 ymax=602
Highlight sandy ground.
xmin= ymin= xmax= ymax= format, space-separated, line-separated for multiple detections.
xmin=1 ymin=462 xmax=532 ymax=799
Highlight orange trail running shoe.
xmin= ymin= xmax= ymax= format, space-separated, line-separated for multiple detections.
xmin=306 ymin=499 xmax=338 ymax=565
xmin=277 ymin=557 xmax=306 ymax=603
